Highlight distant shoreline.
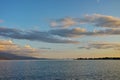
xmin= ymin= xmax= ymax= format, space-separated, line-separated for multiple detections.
xmin=1 ymin=57 xmax=120 ymax=60
xmin=75 ymin=57 xmax=120 ymax=60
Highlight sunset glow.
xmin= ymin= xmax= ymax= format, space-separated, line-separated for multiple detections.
xmin=0 ymin=0 xmax=120 ymax=59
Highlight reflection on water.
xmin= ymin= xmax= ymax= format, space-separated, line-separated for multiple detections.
xmin=0 ymin=60 xmax=120 ymax=80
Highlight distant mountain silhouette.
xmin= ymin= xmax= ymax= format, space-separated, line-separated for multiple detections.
xmin=0 ymin=52 xmax=46 ymax=60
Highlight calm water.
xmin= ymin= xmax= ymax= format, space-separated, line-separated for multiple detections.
xmin=0 ymin=60 xmax=120 ymax=80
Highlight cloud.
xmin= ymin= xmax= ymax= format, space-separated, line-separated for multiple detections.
xmin=0 ymin=27 xmax=79 ymax=44
xmin=0 ymin=40 xmax=42 ymax=59
xmin=3 ymin=26 xmax=119 ymax=43
xmin=50 ymin=28 xmax=120 ymax=38
xmin=50 ymin=14 xmax=120 ymax=28
xmin=78 ymin=42 xmax=120 ymax=50
xmin=79 ymin=14 xmax=120 ymax=28
xmin=50 ymin=28 xmax=87 ymax=37
xmin=0 ymin=40 xmax=14 ymax=45
xmin=50 ymin=17 xmax=76 ymax=28
xmin=93 ymin=28 xmax=120 ymax=35
xmin=39 ymin=47 xmax=51 ymax=50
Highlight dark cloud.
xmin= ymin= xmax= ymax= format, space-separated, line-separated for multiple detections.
xmin=79 ymin=14 xmax=120 ymax=28
xmin=50 ymin=28 xmax=120 ymax=38
xmin=50 ymin=28 xmax=86 ymax=37
xmin=78 ymin=42 xmax=120 ymax=50
xmin=1 ymin=27 xmax=119 ymax=43
xmin=0 ymin=27 xmax=79 ymax=44
xmin=39 ymin=47 xmax=51 ymax=50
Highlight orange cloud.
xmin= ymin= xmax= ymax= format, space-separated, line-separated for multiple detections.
xmin=0 ymin=40 xmax=41 ymax=58
xmin=50 ymin=17 xmax=76 ymax=28
xmin=50 ymin=14 xmax=120 ymax=28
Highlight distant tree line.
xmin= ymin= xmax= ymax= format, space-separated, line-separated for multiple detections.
xmin=75 ymin=57 xmax=120 ymax=60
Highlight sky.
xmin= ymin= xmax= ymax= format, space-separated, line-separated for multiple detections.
xmin=0 ymin=0 xmax=120 ymax=59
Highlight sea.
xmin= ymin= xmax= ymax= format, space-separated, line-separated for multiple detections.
xmin=0 ymin=60 xmax=120 ymax=80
